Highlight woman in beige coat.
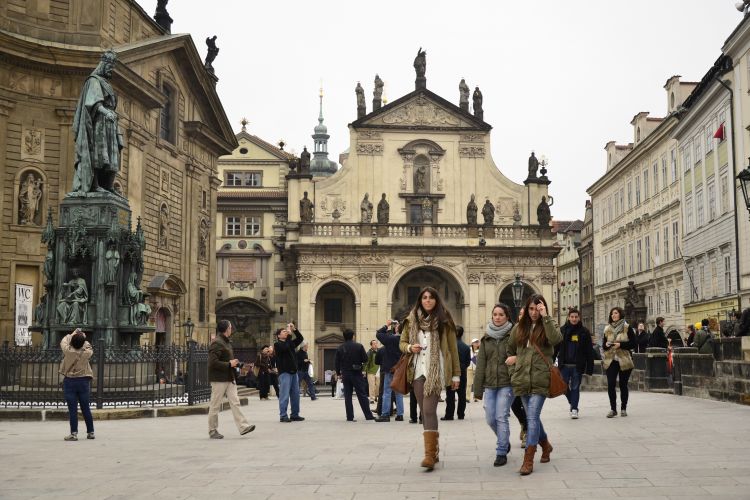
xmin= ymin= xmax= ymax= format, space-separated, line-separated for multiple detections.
xmin=400 ymin=286 xmax=460 ymax=471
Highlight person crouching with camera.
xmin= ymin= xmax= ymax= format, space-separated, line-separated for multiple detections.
xmin=60 ymin=329 xmax=94 ymax=441
xmin=207 ymin=320 xmax=255 ymax=439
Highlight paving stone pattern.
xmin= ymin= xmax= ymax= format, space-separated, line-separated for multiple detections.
xmin=0 ymin=391 xmax=749 ymax=499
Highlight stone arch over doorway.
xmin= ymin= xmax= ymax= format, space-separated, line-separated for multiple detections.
xmin=154 ymin=306 xmax=172 ymax=346
xmin=389 ymin=266 xmax=465 ymax=325
xmin=313 ymin=280 xmax=357 ymax=337
xmin=497 ymin=279 xmax=538 ymax=322
xmin=215 ymin=297 xmax=273 ymax=355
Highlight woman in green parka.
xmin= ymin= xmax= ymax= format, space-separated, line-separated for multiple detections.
xmin=507 ymin=294 xmax=562 ymax=476
xmin=399 ymin=286 xmax=460 ymax=471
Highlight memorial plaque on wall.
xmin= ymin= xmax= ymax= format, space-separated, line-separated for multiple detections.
xmin=229 ymin=259 xmax=256 ymax=282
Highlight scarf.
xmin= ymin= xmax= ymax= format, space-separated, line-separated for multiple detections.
xmin=610 ymin=319 xmax=625 ymax=337
xmin=408 ymin=308 xmax=443 ymax=397
xmin=486 ymin=321 xmax=513 ymax=341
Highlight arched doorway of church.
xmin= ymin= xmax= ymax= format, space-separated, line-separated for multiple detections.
xmin=154 ymin=307 xmax=171 ymax=346
xmin=498 ymin=280 xmax=536 ymax=322
xmin=391 ymin=267 xmax=464 ymax=326
xmin=215 ymin=298 xmax=273 ymax=365
xmin=314 ymin=281 xmax=356 ymax=382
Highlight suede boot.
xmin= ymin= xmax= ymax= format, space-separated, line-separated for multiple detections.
xmin=539 ymin=438 xmax=553 ymax=463
xmin=520 ymin=445 xmax=536 ymax=475
xmin=421 ymin=431 xmax=439 ymax=470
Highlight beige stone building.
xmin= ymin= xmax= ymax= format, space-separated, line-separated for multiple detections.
xmin=284 ymin=70 xmax=559 ymax=380
xmin=552 ymin=220 xmax=583 ymax=326
xmin=0 ymin=0 xmax=236 ymax=345
xmin=588 ymin=77 xmax=695 ymax=336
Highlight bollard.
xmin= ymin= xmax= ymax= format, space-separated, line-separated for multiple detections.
xmin=645 ymin=347 xmax=670 ymax=391
xmin=671 ymin=347 xmax=698 ymax=395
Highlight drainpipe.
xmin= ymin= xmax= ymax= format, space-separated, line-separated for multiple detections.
xmin=714 ymin=76 xmax=741 ymax=307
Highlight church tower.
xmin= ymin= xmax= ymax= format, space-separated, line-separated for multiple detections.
xmin=310 ymin=86 xmax=338 ymax=177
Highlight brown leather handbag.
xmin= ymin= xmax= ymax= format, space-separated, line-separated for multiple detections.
xmin=532 ymin=343 xmax=567 ymax=398
xmin=390 ymin=353 xmax=411 ymax=395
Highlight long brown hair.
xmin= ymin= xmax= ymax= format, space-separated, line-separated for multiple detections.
xmin=515 ymin=294 xmax=550 ymax=347
xmin=410 ymin=286 xmax=454 ymax=331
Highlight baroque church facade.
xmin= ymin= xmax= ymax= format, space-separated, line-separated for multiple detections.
xmin=284 ymin=59 xmax=559 ymax=379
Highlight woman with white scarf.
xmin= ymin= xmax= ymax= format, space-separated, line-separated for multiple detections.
xmin=602 ymin=307 xmax=635 ymax=418
xmin=473 ymin=303 xmax=515 ymax=467
xmin=399 ymin=286 xmax=460 ymax=471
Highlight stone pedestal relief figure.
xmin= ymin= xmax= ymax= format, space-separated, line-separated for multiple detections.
xmin=105 ymin=242 xmax=120 ymax=284
xmin=56 ymin=270 xmax=88 ymax=324
xmin=198 ymin=219 xmax=209 ymax=261
xmin=422 ymin=197 xmax=433 ymax=223
xmin=126 ymin=271 xmax=151 ymax=326
xmin=19 ymin=173 xmax=43 ymax=225
xmin=158 ymin=203 xmax=169 ymax=248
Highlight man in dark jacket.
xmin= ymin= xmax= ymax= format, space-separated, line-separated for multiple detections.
xmin=442 ymin=325 xmax=471 ymax=420
xmin=375 ymin=320 xmax=404 ymax=422
xmin=335 ymin=329 xmax=374 ymax=422
xmin=633 ymin=321 xmax=651 ymax=353
xmin=207 ymin=320 xmax=255 ymax=438
xmin=649 ymin=318 xmax=668 ymax=349
xmin=296 ymin=343 xmax=317 ymax=400
xmin=274 ymin=323 xmax=305 ymax=423
xmin=553 ymin=309 xmax=594 ymax=420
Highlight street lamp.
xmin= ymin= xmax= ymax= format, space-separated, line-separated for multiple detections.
xmin=512 ymin=274 xmax=524 ymax=321
xmin=183 ymin=317 xmax=194 ymax=344
xmin=737 ymin=160 xmax=750 ymax=219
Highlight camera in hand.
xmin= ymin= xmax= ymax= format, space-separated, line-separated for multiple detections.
xmin=233 ymin=361 xmax=245 ymax=376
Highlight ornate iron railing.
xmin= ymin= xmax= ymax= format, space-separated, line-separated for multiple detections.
xmin=0 ymin=341 xmax=210 ymax=409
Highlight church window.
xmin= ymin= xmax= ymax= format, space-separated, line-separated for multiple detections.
xmin=160 ymin=84 xmax=176 ymax=144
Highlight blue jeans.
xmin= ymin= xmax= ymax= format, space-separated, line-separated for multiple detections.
xmin=298 ymin=371 xmax=317 ymax=399
xmin=380 ymin=372 xmax=404 ymax=417
xmin=63 ymin=377 xmax=94 ymax=434
xmin=520 ymin=394 xmax=548 ymax=447
xmin=560 ymin=365 xmax=581 ymax=410
xmin=278 ymin=372 xmax=300 ymax=418
xmin=483 ymin=386 xmax=514 ymax=455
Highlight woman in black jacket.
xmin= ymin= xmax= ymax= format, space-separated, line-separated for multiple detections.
xmin=602 ymin=307 xmax=636 ymax=418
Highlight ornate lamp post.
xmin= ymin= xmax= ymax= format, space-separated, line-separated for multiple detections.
xmin=512 ymin=274 xmax=524 ymax=322
xmin=737 ymin=161 xmax=750 ymax=220
xmin=183 ymin=317 xmax=194 ymax=345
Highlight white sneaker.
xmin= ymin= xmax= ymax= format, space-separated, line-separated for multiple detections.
xmin=571 ymin=409 xmax=579 ymax=419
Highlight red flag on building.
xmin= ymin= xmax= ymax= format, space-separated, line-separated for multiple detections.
xmin=713 ymin=123 xmax=725 ymax=141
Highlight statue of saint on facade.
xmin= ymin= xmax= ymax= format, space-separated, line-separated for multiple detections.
xmin=158 ymin=204 xmax=169 ymax=248
xmin=422 ymin=197 xmax=433 ymax=222
xmin=126 ymin=271 xmax=151 ymax=326
xmin=56 ymin=270 xmax=88 ymax=324
xmin=481 ymin=198 xmax=494 ymax=226
xmin=414 ymin=163 xmax=427 ymax=192
xmin=44 ymin=247 xmax=54 ymax=285
xmin=19 ymin=173 xmax=42 ymax=225
xmin=414 ymin=48 xmax=426 ymax=79
xmin=377 ymin=193 xmax=389 ymax=224
xmin=105 ymin=242 xmax=120 ymax=284
xmin=71 ymin=50 xmax=123 ymax=195
xmin=528 ymin=151 xmax=539 ymax=179
xmin=466 ymin=194 xmax=478 ymax=225
xmin=199 ymin=219 xmax=209 ymax=261
xmin=204 ymin=35 xmax=219 ymax=72
xmin=537 ymin=195 xmax=551 ymax=227
xmin=360 ymin=193 xmax=373 ymax=223
xmin=300 ymin=146 xmax=311 ymax=172
xmin=300 ymin=191 xmax=314 ymax=222
xmin=624 ymin=281 xmax=644 ymax=308
xmin=356 ymin=82 xmax=365 ymax=117
xmin=373 ymin=74 xmax=384 ymax=109
xmin=473 ymin=86 xmax=483 ymax=119
xmin=459 ymin=78 xmax=470 ymax=111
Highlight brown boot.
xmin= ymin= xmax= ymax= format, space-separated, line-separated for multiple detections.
xmin=421 ymin=431 xmax=438 ymax=470
xmin=434 ymin=431 xmax=440 ymax=463
xmin=539 ymin=438 xmax=553 ymax=463
xmin=520 ymin=445 xmax=536 ymax=475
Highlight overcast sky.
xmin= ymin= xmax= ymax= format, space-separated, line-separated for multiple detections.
xmin=142 ymin=1 xmax=742 ymax=221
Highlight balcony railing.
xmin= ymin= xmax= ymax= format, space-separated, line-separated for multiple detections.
xmin=301 ymin=223 xmax=545 ymax=240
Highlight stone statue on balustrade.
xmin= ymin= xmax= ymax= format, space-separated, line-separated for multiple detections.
xmin=373 ymin=74 xmax=384 ymax=110
xmin=205 ymin=35 xmax=219 ymax=73
xmin=537 ymin=196 xmax=551 ymax=227
xmin=481 ymin=198 xmax=494 ymax=226
xmin=473 ymin=86 xmax=483 ymax=120
xmin=459 ymin=78 xmax=470 ymax=112
xmin=377 ymin=193 xmax=389 ymax=224
xmin=527 ymin=152 xmax=539 ymax=180
xmin=126 ymin=271 xmax=151 ymax=326
xmin=466 ymin=194 xmax=478 ymax=225
xmin=56 ymin=269 xmax=89 ymax=325
xmin=71 ymin=50 xmax=123 ymax=196
xmin=300 ymin=191 xmax=314 ymax=223
xmin=356 ymin=82 xmax=366 ymax=118
xmin=422 ymin=197 xmax=433 ymax=223
xmin=360 ymin=193 xmax=373 ymax=223
xmin=300 ymin=146 xmax=311 ymax=173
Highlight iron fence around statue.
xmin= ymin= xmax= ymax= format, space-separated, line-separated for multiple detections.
xmin=0 ymin=341 xmax=210 ymax=409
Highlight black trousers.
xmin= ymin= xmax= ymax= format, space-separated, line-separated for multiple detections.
xmin=258 ymin=372 xmax=270 ymax=398
xmin=606 ymin=361 xmax=632 ymax=411
xmin=511 ymin=396 xmax=527 ymax=431
xmin=342 ymin=371 xmax=374 ymax=421
xmin=444 ymin=370 xmax=468 ymax=418
xmin=268 ymin=373 xmax=279 ymax=397
xmin=409 ymin=386 xmax=422 ymax=421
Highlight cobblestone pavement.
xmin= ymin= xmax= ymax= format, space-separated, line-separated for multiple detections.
xmin=1 ymin=391 xmax=749 ymax=500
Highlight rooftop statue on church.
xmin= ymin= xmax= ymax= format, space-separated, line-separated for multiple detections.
xmin=204 ymin=35 xmax=219 ymax=73
xmin=527 ymin=152 xmax=539 ymax=180
xmin=373 ymin=74 xmax=384 ymax=111
xmin=537 ymin=195 xmax=551 ymax=227
xmin=355 ymin=82 xmax=365 ymax=118
xmin=459 ymin=78 xmax=470 ymax=112
xmin=300 ymin=146 xmax=311 ymax=173
xmin=414 ymin=47 xmax=426 ymax=89
xmin=473 ymin=86 xmax=483 ymax=121
xmin=71 ymin=50 xmax=123 ymax=196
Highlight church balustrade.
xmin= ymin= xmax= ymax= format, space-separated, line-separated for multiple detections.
xmin=301 ymin=222 xmax=544 ymax=241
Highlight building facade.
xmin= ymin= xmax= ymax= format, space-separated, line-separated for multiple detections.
xmin=674 ymin=55 xmax=738 ymax=331
xmin=0 ymin=0 xmax=236 ymax=345
xmin=578 ymin=200 xmax=595 ymax=332
xmin=283 ymin=66 xmax=559 ymax=380
xmin=588 ymin=78 xmax=694 ymax=336
xmin=553 ymin=220 xmax=583 ymax=326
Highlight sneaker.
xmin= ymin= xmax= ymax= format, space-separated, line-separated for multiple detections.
xmin=620 ymin=410 xmax=628 ymax=417
xmin=64 ymin=433 xmax=78 ymax=441
xmin=240 ymin=425 xmax=256 ymax=435
xmin=374 ymin=415 xmax=390 ymax=422
xmin=209 ymin=430 xmax=224 ymax=439
xmin=280 ymin=417 xmax=291 ymax=423
xmin=571 ymin=409 xmax=579 ymax=419
xmin=494 ymin=455 xmax=507 ymax=467
xmin=606 ymin=410 xmax=617 ymax=418
xmin=87 ymin=432 xmax=95 ymax=440
xmin=290 ymin=416 xmax=305 ymax=422
xmin=395 ymin=415 xmax=404 ymax=421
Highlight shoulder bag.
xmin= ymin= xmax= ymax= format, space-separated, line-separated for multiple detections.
xmin=390 ymin=353 xmax=411 ymax=395
xmin=532 ymin=342 xmax=567 ymax=398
